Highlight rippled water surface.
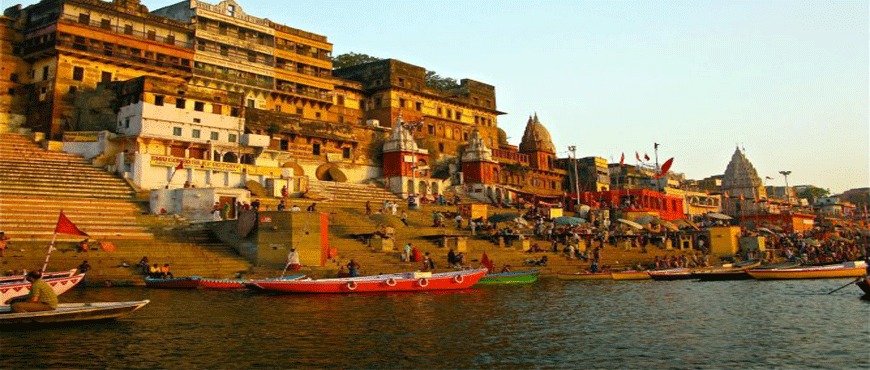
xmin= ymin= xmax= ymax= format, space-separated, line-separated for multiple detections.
xmin=2 ymin=278 xmax=868 ymax=369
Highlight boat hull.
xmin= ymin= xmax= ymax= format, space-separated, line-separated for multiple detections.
xmin=611 ymin=271 xmax=652 ymax=281
xmin=747 ymin=263 xmax=867 ymax=280
xmin=556 ymin=272 xmax=612 ymax=280
xmin=144 ymin=276 xmax=201 ymax=289
xmin=857 ymin=278 xmax=870 ymax=295
xmin=0 ymin=300 xmax=149 ymax=326
xmin=252 ymin=269 xmax=487 ymax=294
xmin=648 ymin=268 xmax=693 ymax=281
xmin=200 ymin=274 xmax=306 ymax=290
xmin=0 ymin=269 xmax=77 ymax=284
xmin=1 ymin=274 xmax=85 ymax=304
xmin=692 ymin=270 xmax=752 ymax=281
xmin=476 ymin=270 xmax=539 ymax=285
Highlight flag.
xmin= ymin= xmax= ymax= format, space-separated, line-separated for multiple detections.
xmin=765 ymin=176 xmax=774 ymax=180
xmin=175 ymin=161 xmax=185 ymax=170
xmin=481 ymin=251 xmax=494 ymax=272
xmin=644 ymin=153 xmax=650 ymax=161
xmin=55 ymin=211 xmax=88 ymax=236
xmin=654 ymin=157 xmax=674 ymax=179
xmin=635 ymin=152 xmax=641 ymax=162
xmin=619 ymin=153 xmax=625 ymax=167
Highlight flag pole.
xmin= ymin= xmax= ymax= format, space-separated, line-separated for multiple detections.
xmin=40 ymin=232 xmax=58 ymax=274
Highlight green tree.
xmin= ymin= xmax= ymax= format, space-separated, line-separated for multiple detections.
xmin=425 ymin=70 xmax=460 ymax=91
xmin=797 ymin=186 xmax=830 ymax=204
xmin=332 ymin=52 xmax=381 ymax=69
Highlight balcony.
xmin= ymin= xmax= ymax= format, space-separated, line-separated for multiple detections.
xmin=55 ymin=39 xmax=192 ymax=75
xmin=492 ymin=149 xmax=529 ymax=165
xmin=59 ymin=14 xmax=193 ymax=49
xmin=195 ymin=68 xmax=273 ymax=90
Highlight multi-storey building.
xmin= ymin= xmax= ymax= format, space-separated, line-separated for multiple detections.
xmin=6 ymin=0 xmax=194 ymax=139
xmin=0 ymin=6 xmax=28 ymax=127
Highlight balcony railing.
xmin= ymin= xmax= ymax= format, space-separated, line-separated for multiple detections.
xmin=56 ymin=39 xmax=192 ymax=74
xmin=59 ymin=14 xmax=193 ymax=49
xmin=195 ymin=68 xmax=273 ymax=89
xmin=492 ymin=149 xmax=529 ymax=164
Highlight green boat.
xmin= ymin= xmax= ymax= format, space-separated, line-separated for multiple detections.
xmin=476 ymin=270 xmax=540 ymax=285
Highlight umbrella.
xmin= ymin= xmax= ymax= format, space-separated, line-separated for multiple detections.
xmin=674 ymin=219 xmax=700 ymax=231
xmin=706 ymin=212 xmax=733 ymax=220
xmin=553 ymin=216 xmax=586 ymax=226
xmin=617 ymin=218 xmax=644 ymax=230
xmin=659 ymin=221 xmax=680 ymax=232
xmin=488 ymin=213 xmax=520 ymax=223
xmin=635 ymin=215 xmax=656 ymax=226
xmin=757 ymin=227 xmax=775 ymax=234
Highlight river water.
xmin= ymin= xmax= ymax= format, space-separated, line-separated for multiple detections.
xmin=2 ymin=278 xmax=868 ymax=369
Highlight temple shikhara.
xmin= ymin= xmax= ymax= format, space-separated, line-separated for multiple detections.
xmin=0 ymin=0 xmax=863 ymax=230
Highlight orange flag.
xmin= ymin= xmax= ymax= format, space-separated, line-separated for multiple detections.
xmin=175 ymin=160 xmax=185 ymax=170
xmin=481 ymin=252 xmax=494 ymax=272
xmin=55 ymin=211 xmax=89 ymax=236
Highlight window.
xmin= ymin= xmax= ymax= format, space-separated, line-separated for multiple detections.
xmin=219 ymin=24 xmax=227 ymax=35
xmin=124 ymin=118 xmax=130 ymax=128
xmin=428 ymin=125 xmax=434 ymax=135
xmin=175 ymin=98 xmax=186 ymax=109
xmin=280 ymin=139 xmax=289 ymax=150
xmin=227 ymin=4 xmax=235 ymax=16
xmin=230 ymin=107 xmax=239 ymax=117
xmin=101 ymin=71 xmax=111 ymax=83
xmin=438 ymin=143 xmax=444 ymax=152
xmin=67 ymin=86 xmax=76 ymax=93
xmin=146 ymin=30 xmax=156 ymax=40
xmin=193 ymin=118 xmax=201 ymax=123
xmin=337 ymin=115 xmax=344 ymax=124
xmin=463 ymin=132 xmax=468 ymax=141
xmin=248 ymin=51 xmax=256 ymax=62
xmin=212 ymin=104 xmax=222 ymax=114
xmin=399 ymin=98 xmax=406 ymax=108
xmin=312 ymin=143 xmax=321 ymax=155
xmin=374 ymin=97 xmax=382 ymax=107
xmin=342 ymin=147 xmax=351 ymax=159
xmin=247 ymin=99 xmax=255 ymax=108
xmin=72 ymin=66 xmax=84 ymax=81
xmin=100 ymin=19 xmax=110 ymax=29
xmin=415 ymin=102 xmax=422 ymax=111
xmin=336 ymin=95 xmax=344 ymax=105
xmin=455 ymin=111 xmax=462 ymax=120
xmin=42 ymin=66 xmax=49 ymax=81
xmin=315 ymin=112 xmax=321 ymax=119
xmin=192 ymin=129 xmax=201 ymax=138
xmin=296 ymin=107 xmax=303 ymax=115
xmin=220 ymin=46 xmax=228 ymax=56
xmin=238 ymin=30 xmax=246 ymax=40
xmin=166 ymin=34 xmax=175 ymax=45
xmin=194 ymin=101 xmax=205 ymax=111
xmin=124 ymin=24 xmax=133 ymax=35
xmin=173 ymin=127 xmax=182 ymax=136
xmin=210 ymin=132 xmax=219 ymax=140
xmin=9 ymin=73 xmax=18 ymax=83
xmin=228 ymin=134 xmax=237 ymax=142
xmin=7 ymin=88 xmax=13 ymax=95
xmin=78 ymin=13 xmax=90 ymax=24
xmin=154 ymin=95 xmax=164 ymax=106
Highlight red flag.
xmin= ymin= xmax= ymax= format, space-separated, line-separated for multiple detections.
xmin=55 ymin=211 xmax=89 ymax=236
xmin=654 ymin=157 xmax=674 ymax=179
xmin=175 ymin=161 xmax=185 ymax=170
xmin=481 ymin=251 xmax=494 ymax=272
xmin=644 ymin=153 xmax=650 ymax=161
xmin=635 ymin=152 xmax=641 ymax=161
xmin=619 ymin=153 xmax=625 ymax=167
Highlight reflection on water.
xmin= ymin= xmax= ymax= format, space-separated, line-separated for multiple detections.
xmin=2 ymin=279 xmax=868 ymax=369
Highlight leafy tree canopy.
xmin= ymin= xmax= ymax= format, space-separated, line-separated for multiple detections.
xmin=426 ymin=70 xmax=460 ymax=91
xmin=332 ymin=52 xmax=381 ymax=69
xmin=797 ymin=186 xmax=830 ymax=201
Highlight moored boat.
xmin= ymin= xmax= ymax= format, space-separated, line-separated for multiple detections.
xmin=144 ymin=276 xmax=201 ymax=289
xmin=556 ymin=271 xmax=612 ymax=280
xmin=0 ymin=300 xmax=150 ymax=327
xmin=611 ymin=270 xmax=652 ymax=281
xmin=747 ymin=261 xmax=867 ymax=280
xmin=476 ymin=270 xmax=539 ymax=285
xmin=200 ymin=274 xmax=306 ymax=290
xmin=857 ymin=277 xmax=870 ymax=296
xmin=250 ymin=268 xmax=487 ymax=294
xmin=1 ymin=274 xmax=85 ymax=304
xmin=691 ymin=260 xmax=764 ymax=281
xmin=648 ymin=268 xmax=693 ymax=281
xmin=0 ymin=269 xmax=77 ymax=284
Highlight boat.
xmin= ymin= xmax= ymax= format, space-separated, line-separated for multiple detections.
xmin=1 ymin=274 xmax=85 ymax=304
xmin=556 ymin=271 xmax=612 ymax=280
xmin=200 ymin=274 xmax=306 ymax=290
xmin=0 ymin=269 xmax=77 ymax=284
xmin=648 ymin=268 xmax=693 ymax=281
xmin=249 ymin=268 xmax=488 ymax=294
xmin=691 ymin=260 xmax=763 ymax=281
xmin=857 ymin=277 xmax=870 ymax=295
xmin=610 ymin=270 xmax=652 ymax=281
xmin=0 ymin=300 xmax=149 ymax=327
xmin=144 ymin=276 xmax=201 ymax=289
xmin=476 ymin=270 xmax=539 ymax=285
xmin=747 ymin=261 xmax=867 ymax=280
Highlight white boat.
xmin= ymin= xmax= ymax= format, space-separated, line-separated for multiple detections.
xmin=0 ymin=269 xmax=77 ymax=284
xmin=0 ymin=300 xmax=150 ymax=326
xmin=0 ymin=274 xmax=85 ymax=304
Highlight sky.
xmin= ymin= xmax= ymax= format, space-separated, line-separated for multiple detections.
xmin=10 ymin=0 xmax=868 ymax=193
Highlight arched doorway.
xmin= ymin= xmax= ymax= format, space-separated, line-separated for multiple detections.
xmin=407 ymin=179 xmax=415 ymax=195
xmin=418 ymin=181 xmax=428 ymax=195
xmin=223 ymin=152 xmax=238 ymax=163
xmin=281 ymin=161 xmax=304 ymax=176
xmin=315 ymin=163 xmax=347 ymax=182
xmin=431 ymin=181 xmax=439 ymax=195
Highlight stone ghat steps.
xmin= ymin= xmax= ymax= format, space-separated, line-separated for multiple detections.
xmin=0 ymin=137 xmax=95 ymax=163
xmin=0 ymin=196 xmax=144 ymax=212
xmin=0 ymin=183 xmax=134 ymax=199
xmin=0 ymin=196 xmax=153 ymax=241
xmin=0 ymin=176 xmax=132 ymax=191
xmin=309 ymin=181 xmax=405 ymax=203
xmin=0 ymin=166 xmax=128 ymax=183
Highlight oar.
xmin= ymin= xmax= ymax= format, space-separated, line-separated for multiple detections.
xmin=827 ymin=277 xmax=861 ymax=295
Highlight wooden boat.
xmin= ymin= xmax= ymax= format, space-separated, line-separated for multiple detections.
xmin=648 ymin=268 xmax=693 ymax=281
xmin=857 ymin=277 xmax=870 ymax=295
xmin=476 ymin=270 xmax=539 ymax=285
xmin=747 ymin=261 xmax=867 ymax=280
xmin=250 ymin=268 xmax=488 ymax=294
xmin=0 ymin=300 xmax=149 ymax=327
xmin=610 ymin=270 xmax=651 ymax=281
xmin=200 ymin=274 xmax=306 ymax=290
xmin=692 ymin=260 xmax=763 ymax=281
xmin=556 ymin=271 xmax=612 ymax=280
xmin=0 ymin=274 xmax=85 ymax=304
xmin=144 ymin=276 xmax=201 ymax=289
xmin=0 ymin=269 xmax=77 ymax=283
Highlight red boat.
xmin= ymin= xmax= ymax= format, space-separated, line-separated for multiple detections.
xmin=200 ymin=274 xmax=306 ymax=290
xmin=249 ymin=268 xmax=488 ymax=294
xmin=144 ymin=276 xmax=201 ymax=289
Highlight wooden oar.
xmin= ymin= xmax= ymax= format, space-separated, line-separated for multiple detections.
xmin=827 ymin=277 xmax=861 ymax=295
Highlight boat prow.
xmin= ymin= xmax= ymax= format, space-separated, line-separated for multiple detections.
xmin=476 ymin=270 xmax=540 ymax=285
xmin=556 ymin=271 xmax=611 ymax=280
xmin=144 ymin=276 xmax=201 ymax=289
xmin=747 ymin=261 xmax=867 ymax=280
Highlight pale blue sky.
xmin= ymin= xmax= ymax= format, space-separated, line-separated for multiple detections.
xmin=10 ymin=0 xmax=868 ymax=193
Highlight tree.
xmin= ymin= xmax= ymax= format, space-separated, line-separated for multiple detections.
xmin=332 ymin=52 xmax=381 ymax=69
xmin=425 ymin=71 xmax=460 ymax=91
xmin=797 ymin=186 xmax=830 ymax=204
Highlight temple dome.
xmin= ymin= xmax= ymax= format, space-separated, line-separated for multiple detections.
xmin=518 ymin=114 xmax=556 ymax=154
xmin=722 ymin=147 xmax=764 ymax=191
